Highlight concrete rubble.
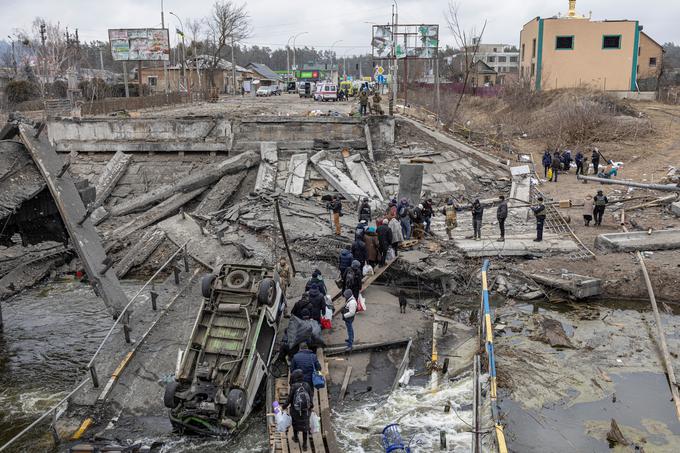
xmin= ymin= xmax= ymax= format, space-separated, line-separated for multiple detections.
xmin=285 ymin=153 xmax=308 ymax=195
xmin=254 ymin=142 xmax=278 ymax=193
xmin=310 ymin=150 xmax=368 ymax=202
xmin=594 ymin=229 xmax=680 ymax=252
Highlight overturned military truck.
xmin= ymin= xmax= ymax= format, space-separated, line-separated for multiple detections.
xmin=164 ymin=264 xmax=286 ymax=436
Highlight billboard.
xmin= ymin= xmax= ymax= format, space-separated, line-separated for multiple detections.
xmin=372 ymin=24 xmax=439 ymax=60
xmin=108 ymin=28 xmax=170 ymax=61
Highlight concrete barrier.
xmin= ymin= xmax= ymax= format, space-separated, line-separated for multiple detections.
xmin=595 ymin=229 xmax=680 ymax=252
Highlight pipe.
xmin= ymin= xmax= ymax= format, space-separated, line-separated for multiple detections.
xmin=576 ymin=175 xmax=680 ymax=192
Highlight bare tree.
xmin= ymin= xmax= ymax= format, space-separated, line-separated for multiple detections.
xmin=445 ymin=1 xmax=486 ymax=120
xmin=203 ymin=1 xmax=251 ymax=90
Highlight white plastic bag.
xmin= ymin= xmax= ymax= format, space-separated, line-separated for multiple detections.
xmin=386 ymin=247 xmax=396 ymax=261
xmin=309 ymin=412 xmax=321 ymax=434
xmin=322 ymin=306 xmax=333 ymax=320
xmin=275 ymin=411 xmax=292 ymax=432
xmin=362 ymin=264 xmax=374 ymax=276
xmin=357 ymin=293 xmax=367 ymax=312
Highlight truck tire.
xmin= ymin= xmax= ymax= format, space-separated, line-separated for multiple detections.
xmin=257 ymin=278 xmax=276 ymax=306
xmin=201 ymin=274 xmax=216 ymax=298
xmin=225 ymin=388 xmax=247 ymax=418
xmin=225 ymin=269 xmax=250 ymax=289
xmin=164 ymin=381 xmax=180 ymax=408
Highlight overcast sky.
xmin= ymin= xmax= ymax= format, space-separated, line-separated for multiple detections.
xmin=1 ymin=0 xmax=678 ymax=55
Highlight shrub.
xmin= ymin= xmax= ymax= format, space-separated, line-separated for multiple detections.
xmin=5 ymin=79 xmax=40 ymax=104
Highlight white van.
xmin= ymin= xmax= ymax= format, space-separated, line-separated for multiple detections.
xmin=314 ymin=82 xmax=338 ymax=102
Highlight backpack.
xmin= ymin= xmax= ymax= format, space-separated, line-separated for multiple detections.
xmin=293 ymin=385 xmax=311 ymax=416
xmin=398 ymin=206 xmax=407 ymax=217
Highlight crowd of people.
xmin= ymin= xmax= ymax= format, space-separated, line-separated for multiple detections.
xmin=542 ymin=147 xmax=620 ymax=182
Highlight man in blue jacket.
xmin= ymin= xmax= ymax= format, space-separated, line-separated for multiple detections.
xmin=541 ymin=150 xmax=552 ymax=179
xmin=338 ymin=245 xmax=353 ymax=276
xmin=291 ymin=342 xmax=321 ymax=394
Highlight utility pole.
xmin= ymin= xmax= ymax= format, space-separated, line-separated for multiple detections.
xmin=99 ymin=48 xmax=104 ymax=71
xmin=231 ymin=35 xmax=236 ymax=95
xmin=161 ymin=0 xmax=169 ymax=94
xmin=39 ymin=23 xmax=47 ymax=86
xmin=391 ymin=2 xmax=399 ymax=113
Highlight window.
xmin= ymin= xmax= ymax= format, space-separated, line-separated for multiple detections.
xmin=649 ymin=57 xmax=657 ymax=67
xmin=522 ymin=44 xmax=525 ymax=60
xmin=484 ymin=75 xmax=491 ymax=83
xmin=147 ymin=76 xmax=158 ymax=87
xmin=498 ymin=56 xmax=507 ymax=62
xmin=555 ymin=36 xmax=574 ymax=50
xmin=532 ymin=39 xmax=536 ymax=58
xmin=510 ymin=56 xmax=518 ymax=63
xmin=602 ymin=35 xmax=621 ymax=49
xmin=487 ymin=56 xmax=495 ymax=62
xmin=531 ymin=63 xmax=535 ymax=77
xmin=493 ymin=48 xmax=498 ymax=52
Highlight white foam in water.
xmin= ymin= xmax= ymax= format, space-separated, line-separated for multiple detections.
xmin=333 ymin=375 xmax=475 ymax=452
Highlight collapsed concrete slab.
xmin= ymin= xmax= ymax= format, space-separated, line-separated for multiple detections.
xmin=114 ymin=229 xmax=166 ymax=278
xmin=342 ymin=150 xmax=384 ymax=201
xmin=193 ymin=170 xmax=248 ymax=217
xmin=509 ymin=166 xmax=532 ymax=221
xmin=310 ymin=150 xmax=367 ymax=202
xmin=398 ymin=163 xmax=424 ymax=204
xmin=594 ymin=229 xmax=680 ymax=252
xmin=109 ymin=151 xmax=258 ymax=217
xmin=285 ymin=153 xmax=308 ymax=195
xmin=529 ymin=272 xmax=602 ymax=299
xmin=671 ymin=201 xmax=680 ymax=217
xmin=254 ymin=142 xmax=278 ymax=193
xmin=94 ymin=151 xmax=131 ymax=207
xmin=455 ymin=235 xmax=580 ymax=257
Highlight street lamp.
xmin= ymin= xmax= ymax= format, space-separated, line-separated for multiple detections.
xmin=169 ymin=11 xmax=190 ymax=98
xmin=292 ymin=31 xmax=308 ymax=77
xmin=330 ymin=39 xmax=342 ymax=82
xmin=286 ymin=34 xmax=295 ymax=83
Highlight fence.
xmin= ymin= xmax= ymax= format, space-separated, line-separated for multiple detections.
xmin=407 ymin=82 xmax=502 ymax=98
xmin=0 ymin=240 xmax=191 ymax=452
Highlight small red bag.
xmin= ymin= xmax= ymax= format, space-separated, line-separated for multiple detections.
xmin=320 ymin=318 xmax=332 ymax=330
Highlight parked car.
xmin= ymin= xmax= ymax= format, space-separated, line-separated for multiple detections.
xmin=164 ymin=264 xmax=286 ymax=436
xmin=256 ymin=86 xmax=271 ymax=97
xmin=270 ymin=85 xmax=282 ymax=96
xmin=298 ymin=81 xmax=316 ymax=98
xmin=286 ymin=81 xmax=297 ymax=93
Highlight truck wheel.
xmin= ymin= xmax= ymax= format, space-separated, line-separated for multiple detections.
xmin=257 ymin=278 xmax=276 ymax=306
xmin=164 ymin=381 xmax=180 ymax=408
xmin=225 ymin=269 xmax=250 ymax=289
xmin=201 ymin=274 xmax=216 ymax=298
xmin=225 ymin=388 xmax=247 ymax=418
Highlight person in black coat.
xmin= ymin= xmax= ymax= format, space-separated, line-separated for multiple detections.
xmin=343 ymin=260 xmax=363 ymax=299
xmin=282 ymin=369 xmax=313 ymax=450
xmin=551 ymin=151 xmax=561 ymax=182
xmin=471 ymin=199 xmax=484 ymax=240
xmin=376 ymin=219 xmax=393 ymax=266
xmin=291 ymin=293 xmax=312 ymax=319
xmin=351 ymin=238 xmax=367 ymax=267
xmin=306 ymin=285 xmax=324 ymax=322
xmin=338 ymin=245 xmax=353 ymax=276
xmin=496 ymin=195 xmax=508 ymax=242
xmin=305 ymin=269 xmax=327 ymax=295
xmin=541 ymin=150 xmax=552 ymax=179
xmin=290 ymin=342 xmax=321 ymax=394
xmin=358 ymin=198 xmax=372 ymax=222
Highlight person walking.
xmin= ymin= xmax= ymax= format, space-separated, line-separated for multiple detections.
xmin=412 ymin=204 xmax=425 ymax=240
xmin=359 ymin=89 xmax=369 ymax=116
xmin=593 ymin=190 xmax=608 ymax=226
xmin=531 ymin=197 xmax=547 ymax=242
xmin=397 ymin=198 xmax=412 ymax=240
xmin=351 ymin=236 xmax=367 ymax=267
xmin=386 ymin=198 xmax=398 ymax=221
xmin=290 ymin=343 xmax=322 ymax=394
xmin=306 ymin=284 xmax=324 ymax=323
xmin=343 ymin=260 xmax=363 ymax=299
xmin=541 ymin=150 xmax=552 ymax=179
xmin=496 ymin=195 xmax=508 ymax=242
xmin=354 ymin=219 xmax=368 ymax=240
xmin=276 ymin=257 xmax=291 ymax=290
xmin=363 ymin=226 xmax=381 ymax=267
xmin=551 ymin=151 xmax=561 ymax=182
xmin=305 ymin=269 xmax=327 ymax=295
xmin=388 ymin=216 xmax=404 ymax=256
xmin=583 ymin=195 xmax=594 ymax=226
xmin=442 ymin=198 xmax=458 ymax=240
xmin=471 ymin=199 xmax=484 ymax=241
xmin=422 ymin=199 xmax=434 ymax=234
xmin=591 ymin=148 xmax=601 ymax=176
xmin=358 ymin=198 xmax=372 ymax=223
xmin=282 ymin=369 xmax=313 ymax=451
xmin=341 ymin=289 xmax=357 ymax=350
xmin=575 ymin=151 xmax=585 ymax=176
xmin=376 ymin=219 xmax=393 ymax=266
xmin=328 ymin=196 xmax=342 ymax=235
xmin=338 ymin=245 xmax=353 ymax=276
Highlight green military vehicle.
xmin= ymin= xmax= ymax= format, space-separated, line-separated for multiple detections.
xmin=164 ymin=264 xmax=285 ymax=435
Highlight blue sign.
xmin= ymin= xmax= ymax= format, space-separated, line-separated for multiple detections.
xmin=376 ymin=74 xmax=386 ymax=84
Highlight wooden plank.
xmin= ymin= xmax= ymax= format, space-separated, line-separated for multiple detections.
xmin=391 ymin=338 xmax=413 ymax=392
xmin=94 ymin=150 xmax=131 ymax=207
xmin=114 ymin=228 xmax=166 ymax=278
xmin=316 ymin=349 xmax=341 ymax=453
xmin=339 ymin=366 xmax=352 ymax=401
xmin=18 ymin=124 xmax=128 ymax=315
xmin=332 ymin=257 xmax=397 ymax=314
xmin=325 ymin=338 xmax=410 ymax=357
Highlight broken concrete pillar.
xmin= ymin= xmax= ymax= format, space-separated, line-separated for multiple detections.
xmin=343 ymin=151 xmax=384 ymax=201
xmin=254 ymin=142 xmax=278 ymax=193
xmin=114 ymin=229 xmax=166 ymax=278
xmin=94 ymin=150 xmax=131 ymax=207
xmin=310 ymin=150 xmax=368 ymax=202
xmin=285 ymin=153 xmax=308 ymax=195
xmin=364 ymin=124 xmax=375 ymax=162
xmin=109 ymin=151 xmax=258 ymax=217
xmin=193 ymin=170 xmax=247 ymax=217
xmin=398 ymin=164 xmax=424 ymax=205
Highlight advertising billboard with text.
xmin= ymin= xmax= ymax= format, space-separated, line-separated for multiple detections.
xmin=108 ymin=28 xmax=170 ymax=61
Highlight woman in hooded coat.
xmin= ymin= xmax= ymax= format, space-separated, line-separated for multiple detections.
xmin=283 ymin=369 xmax=314 ymax=450
xmin=363 ymin=226 xmax=381 ymax=266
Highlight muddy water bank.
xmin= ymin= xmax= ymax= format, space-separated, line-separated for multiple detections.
xmin=495 ymin=298 xmax=680 ymax=452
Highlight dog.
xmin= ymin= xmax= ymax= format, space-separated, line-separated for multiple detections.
xmin=398 ymin=290 xmax=408 ymax=314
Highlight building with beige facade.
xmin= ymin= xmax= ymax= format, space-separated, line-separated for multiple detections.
xmin=519 ymin=1 xmax=663 ymax=92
